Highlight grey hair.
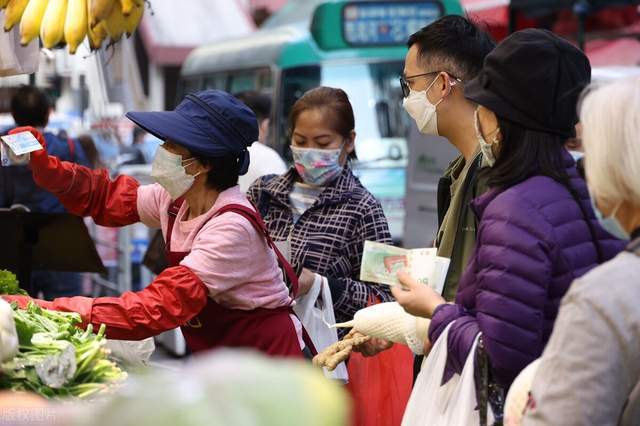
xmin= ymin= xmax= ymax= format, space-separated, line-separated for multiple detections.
xmin=580 ymin=77 xmax=640 ymax=206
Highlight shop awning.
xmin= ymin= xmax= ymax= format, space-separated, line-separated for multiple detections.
xmin=138 ymin=0 xmax=255 ymax=66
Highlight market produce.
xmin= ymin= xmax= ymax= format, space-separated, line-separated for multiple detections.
xmin=1 ymin=0 xmax=145 ymax=53
xmin=40 ymin=0 xmax=67 ymax=48
xmin=332 ymin=302 xmax=430 ymax=354
xmin=313 ymin=329 xmax=370 ymax=372
xmin=17 ymin=0 xmax=46 ymax=45
xmin=3 ymin=0 xmax=29 ymax=32
xmin=0 ymin=270 xmax=27 ymax=296
xmin=0 ymin=302 xmax=126 ymax=399
xmin=0 ymin=299 xmax=19 ymax=363
xmin=64 ymin=0 xmax=87 ymax=54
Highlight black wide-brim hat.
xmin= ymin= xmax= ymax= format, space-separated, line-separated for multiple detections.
xmin=465 ymin=28 xmax=591 ymax=138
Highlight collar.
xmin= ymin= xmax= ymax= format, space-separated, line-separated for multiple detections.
xmin=262 ymin=165 xmax=357 ymax=208
xmin=209 ymin=185 xmax=250 ymax=214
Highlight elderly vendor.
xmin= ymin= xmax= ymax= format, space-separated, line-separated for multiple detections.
xmin=4 ymin=90 xmax=306 ymax=357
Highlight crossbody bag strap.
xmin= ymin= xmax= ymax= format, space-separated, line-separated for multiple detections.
xmin=216 ymin=203 xmax=300 ymax=300
xmin=165 ymin=197 xmax=185 ymax=253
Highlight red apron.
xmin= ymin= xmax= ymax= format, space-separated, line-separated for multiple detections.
xmin=166 ymin=199 xmax=308 ymax=357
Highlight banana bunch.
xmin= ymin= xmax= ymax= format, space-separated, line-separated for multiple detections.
xmin=1 ymin=0 xmax=144 ymax=54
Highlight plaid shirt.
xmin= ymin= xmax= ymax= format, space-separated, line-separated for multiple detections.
xmin=248 ymin=166 xmax=393 ymax=329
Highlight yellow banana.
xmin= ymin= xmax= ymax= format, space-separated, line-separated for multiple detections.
xmin=40 ymin=0 xmax=67 ymax=48
xmin=120 ymin=0 xmax=140 ymax=16
xmin=19 ymin=0 xmax=48 ymax=45
xmin=87 ymin=18 xmax=106 ymax=50
xmin=3 ymin=0 xmax=29 ymax=31
xmin=123 ymin=1 xmax=142 ymax=36
xmin=0 ymin=0 xmax=11 ymax=9
xmin=89 ymin=0 xmax=113 ymax=27
xmin=103 ymin=0 xmax=125 ymax=41
xmin=64 ymin=0 xmax=87 ymax=54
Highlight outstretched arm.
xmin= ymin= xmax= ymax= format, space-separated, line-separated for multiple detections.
xmin=11 ymin=126 xmax=140 ymax=227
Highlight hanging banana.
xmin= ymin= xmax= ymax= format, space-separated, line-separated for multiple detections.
xmin=123 ymin=1 xmax=142 ymax=37
xmin=40 ymin=0 xmax=67 ymax=48
xmin=19 ymin=0 xmax=48 ymax=45
xmin=64 ymin=0 xmax=87 ymax=54
xmin=103 ymin=0 xmax=125 ymax=41
xmin=120 ymin=0 xmax=140 ymax=16
xmin=89 ymin=0 xmax=113 ymax=27
xmin=3 ymin=0 xmax=29 ymax=31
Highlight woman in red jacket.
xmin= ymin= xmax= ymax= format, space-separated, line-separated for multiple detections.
xmin=5 ymin=90 xmax=306 ymax=357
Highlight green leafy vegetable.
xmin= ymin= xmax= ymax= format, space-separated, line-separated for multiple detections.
xmin=0 ymin=270 xmax=27 ymax=296
xmin=0 ymin=302 xmax=126 ymax=399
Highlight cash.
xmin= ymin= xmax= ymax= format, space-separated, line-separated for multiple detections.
xmin=360 ymin=241 xmax=451 ymax=295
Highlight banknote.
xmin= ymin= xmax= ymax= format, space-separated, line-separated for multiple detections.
xmin=360 ymin=241 xmax=450 ymax=295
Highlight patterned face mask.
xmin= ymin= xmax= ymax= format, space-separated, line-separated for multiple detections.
xmin=291 ymin=144 xmax=344 ymax=186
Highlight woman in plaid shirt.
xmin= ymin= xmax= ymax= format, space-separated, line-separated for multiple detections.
xmin=248 ymin=87 xmax=393 ymax=328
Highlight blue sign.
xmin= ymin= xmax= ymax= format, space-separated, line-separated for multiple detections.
xmin=343 ymin=1 xmax=443 ymax=46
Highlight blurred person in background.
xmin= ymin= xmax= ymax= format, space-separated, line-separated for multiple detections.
xmin=1 ymin=85 xmax=90 ymax=299
xmin=524 ymin=77 xmax=640 ymax=426
xmin=235 ymin=91 xmax=287 ymax=192
xmin=248 ymin=87 xmax=413 ymax=426
xmin=119 ymin=126 xmax=148 ymax=166
xmin=76 ymin=134 xmax=104 ymax=170
xmin=391 ymin=29 xmax=623 ymax=418
xmin=3 ymin=90 xmax=309 ymax=357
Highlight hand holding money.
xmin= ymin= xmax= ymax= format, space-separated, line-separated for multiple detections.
xmin=392 ymin=270 xmax=446 ymax=319
xmin=359 ymin=241 xmax=450 ymax=294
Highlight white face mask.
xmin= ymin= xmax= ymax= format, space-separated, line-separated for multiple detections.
xmin=151 ymin=147 xmax=201 ymax=200
xmin=402 ymin=73 xmax=444 ymax=136
xmin=474 ymin=107 xmax=500 ymax=167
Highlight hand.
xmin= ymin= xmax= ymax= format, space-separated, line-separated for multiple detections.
xmin=423 ymin=337 xmax=432 ymax=355
xmin=297 ymin=268 xmax=316 ymax=297
xmin=391 ymin=270 xmax=446 ymax=318
xmin=353 ymin=337 xmax=394 ymax=357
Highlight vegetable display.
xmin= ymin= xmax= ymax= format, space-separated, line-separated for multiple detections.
xmin=0 ymin=302 xmax=127 ymax=399
xmin=0 ymin=270 xmax=27 ymax=296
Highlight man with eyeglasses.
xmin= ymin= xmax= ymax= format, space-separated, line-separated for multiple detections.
xmin=401 ymin=15 xmax=495 ymax=301
xmin=355 ymin=16 xmax=495 ymax=362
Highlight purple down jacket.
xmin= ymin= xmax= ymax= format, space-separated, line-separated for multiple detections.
xmin=428 ymin=153 xmax=624 ymax=389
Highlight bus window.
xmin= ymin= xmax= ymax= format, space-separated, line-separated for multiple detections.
xmin=204 ymin=74 xmax=228 ymax=90
xmin=229 ymin=68 xmax=273 ymax=94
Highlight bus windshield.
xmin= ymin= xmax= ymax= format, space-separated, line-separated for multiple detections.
xmin=279 ymin=61 xmax=410 ymax=169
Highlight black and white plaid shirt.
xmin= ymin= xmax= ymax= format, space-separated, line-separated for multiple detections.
xmin=248 ymin=166 xmax=393 ymax=329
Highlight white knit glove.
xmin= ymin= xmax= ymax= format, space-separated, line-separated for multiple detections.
xmin=333 ymin=302 xmax=430 ymax=355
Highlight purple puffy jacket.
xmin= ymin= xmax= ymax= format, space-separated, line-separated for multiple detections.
xmin=428 ymin=153 xmax=624 ymax=389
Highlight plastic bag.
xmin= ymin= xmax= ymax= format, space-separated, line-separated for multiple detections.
xmin=293 ymin=274 xmax=348 ymax=381
xmin=0 ymin=12 xmax=39 ymax=77
xmin=106 ymin=338 xmax=155 ymax=368
xmin=402 ymin=322 xmax=494 ymax=426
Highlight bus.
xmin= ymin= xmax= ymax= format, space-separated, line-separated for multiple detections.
xmin=179 ymin=0 xmax=464 ymax=243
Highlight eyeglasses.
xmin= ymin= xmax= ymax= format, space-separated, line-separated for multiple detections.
xmin=399 ymin=71 xmax=461 ymax=98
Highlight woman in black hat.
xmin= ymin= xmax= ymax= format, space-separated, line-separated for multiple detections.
xmin=4 ymin=90 xmax=308 ymax=357
xmin=391 ymin=29 xmax=623 ymax=413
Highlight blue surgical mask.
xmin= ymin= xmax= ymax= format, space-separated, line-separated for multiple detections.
xmin=590 ymin=195 xmax=629 ymax=240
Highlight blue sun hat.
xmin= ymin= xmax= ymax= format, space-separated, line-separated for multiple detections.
xmin=126 ymin=90 xmax=258 ymax=175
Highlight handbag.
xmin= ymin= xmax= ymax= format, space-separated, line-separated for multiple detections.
xmin=402 ymin=322 xmax=494 ymax=426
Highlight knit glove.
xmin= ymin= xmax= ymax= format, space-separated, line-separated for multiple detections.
xmin=333 ymin=302 xmax=430 ymax=355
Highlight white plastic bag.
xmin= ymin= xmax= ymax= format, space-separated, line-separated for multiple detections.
xmin=0 ymin=11 xmax=39 ymax=77
xmin=293 ymin=274 xmax=348 ymax=382
xmin=106 ymin=338 xmax=156 ymax=368
xmin=402 ymin=322 xmax=493 ymax=426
